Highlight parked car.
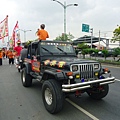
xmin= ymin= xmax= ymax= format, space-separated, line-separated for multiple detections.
xmin=107 ymin=49 xmax=114 ymax=57
xmin=98 ymin=51 xmax=104 ymax=57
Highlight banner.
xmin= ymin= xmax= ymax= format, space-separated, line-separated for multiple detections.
xmin=11 ymin=21 xmax=20 ymax=47
xmin=0 ymin=15 xmax=8 ymax=43
xmin=9 ymin=36 xmax=14 ymax=48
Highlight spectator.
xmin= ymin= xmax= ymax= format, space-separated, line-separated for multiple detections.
xmin=14 ymin=40 xmax=22 ymax=65
xmin=7 ymin=48 xmax=15 ymax=66
xmin=14 ymin=40 xmax=22 ymax=57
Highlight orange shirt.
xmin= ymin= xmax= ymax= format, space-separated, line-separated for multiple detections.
xmin=7 ymin=51 xmax=15 ymax=59
xmin=5 ymin=50 xmax=7 ymax=55
xmin=0 ymin=52 xmax=3 ymax=58
xmin=6 ymin=50 xmax=11 ymax=56
xmin=37 ymin=29 xmax=49 ymax=40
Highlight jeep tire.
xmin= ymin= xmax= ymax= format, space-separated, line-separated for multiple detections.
xmin=21 ymin=67 xmax=32 ymax=87
xmin=87 ymin=84 xmax=109 ymax=100
xmin=42 ymin=79 xmax=64 ymax=114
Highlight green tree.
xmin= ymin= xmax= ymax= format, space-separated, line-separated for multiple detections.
xmin=77 ymin=43 xmax=89 ymax=50
xmin=54 ymin=33 xmax=74 ymax=41
xmin=113 ymin=47 xmax=120 ymax=59
xmin=111 ymin=26 xmax=120 ymax=43
xmin=102 ymin=49 xmax=108 ymax=60
xmin=84 ymin=48 xmax=95 ymax=59
xmin=93 ymin=49 xmax=99 ymax=59
xmin=77 ymin=43 xmax=89 ymax=58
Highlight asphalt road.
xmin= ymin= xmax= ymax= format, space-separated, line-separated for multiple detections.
xmin=0 ymin=59 xmax=120 ymax=120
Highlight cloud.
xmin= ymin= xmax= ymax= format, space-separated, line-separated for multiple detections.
xmin=0 ymin=0 xmax=120 ymax=44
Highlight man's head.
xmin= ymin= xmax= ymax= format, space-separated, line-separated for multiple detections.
xmin=24 ymin=44 xmax=27 ymax=49
xmin=17 ymin=43 xmax=21 ymax=46
xmin=40 ymin=24 xmax=45 ymax=29
xmin=17 ymin=40 xmax=21 ymax=46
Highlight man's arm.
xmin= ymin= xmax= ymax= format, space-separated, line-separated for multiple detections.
xmin=47 ymin=31 xmax=49 ymax=38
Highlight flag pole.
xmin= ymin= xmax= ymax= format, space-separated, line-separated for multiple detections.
xmin=6 ymin=15 xmax=9 ymax=49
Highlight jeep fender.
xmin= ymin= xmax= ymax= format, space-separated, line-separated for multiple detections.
xmin=42 ymin=70 xmax=67 ymax=81
xmin=23 ymin=63 xmax=32 ymax=74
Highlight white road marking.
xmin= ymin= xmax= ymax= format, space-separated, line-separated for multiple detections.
xmin=66 ymin=98 xmax=99 ymax=120
xmin=115 ymin=79 xmax=120 ymax=82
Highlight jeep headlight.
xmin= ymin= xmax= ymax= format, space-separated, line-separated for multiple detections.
xmin=94 ymin=64 xmax=99 ymax=69
xmin=72 ymin=65 xmax=78 ymax=72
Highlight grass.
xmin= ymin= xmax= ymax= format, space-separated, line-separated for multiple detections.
xmin=98 ymin=59 xmax=120 ymax=65
xmin=86 ymin=57 xmax=120 ymax=66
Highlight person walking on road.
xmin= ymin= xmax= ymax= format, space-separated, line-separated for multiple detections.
xmin=14 ymin=40 xmax=22 ymax=57
xmin=14 ymin=40 xmax=22 ymax=65
xmin=19 ymin=44 xmax=28 ymax=69
xmin=7 ymin=48 xmax=15 ymax=66
xmin=19 ymin=44 xmax=28 ymax=61
xmin=37 ymin=24 xmax=49 ymax=40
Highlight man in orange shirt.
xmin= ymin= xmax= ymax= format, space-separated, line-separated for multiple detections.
xmin=37 ymin=24 xmax=49 ymax=40
xmin=7 ymin=48 xmax=15 ymax=65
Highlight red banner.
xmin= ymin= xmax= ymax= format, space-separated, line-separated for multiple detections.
xmin=0 ymin=15 xmax=8 ymax=42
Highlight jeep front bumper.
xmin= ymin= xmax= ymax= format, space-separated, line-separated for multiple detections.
xmin=62 ymin=76 xmax=115 ymax=92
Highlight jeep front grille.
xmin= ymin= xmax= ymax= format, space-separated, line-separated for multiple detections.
xmin=79 ymin=64 xmax=93 ymax=79
xmin=71 ymin=64 xmax=94 ymax=79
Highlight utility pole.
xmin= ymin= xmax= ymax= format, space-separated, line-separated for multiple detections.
xmin=90 ymin=28 xmax=93 ymax=48
xmin=98 ymin=30 xmax=100 ymax=50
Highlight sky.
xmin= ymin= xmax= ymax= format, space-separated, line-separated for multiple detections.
xmin=0 ymin=0 xmax=120 ymax=47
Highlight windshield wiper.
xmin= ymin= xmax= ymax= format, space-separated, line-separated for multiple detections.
xmin=41 ymin=47 xmax=53 ymax=55
xmin=56 ymin=47 xmax=67 ymax=55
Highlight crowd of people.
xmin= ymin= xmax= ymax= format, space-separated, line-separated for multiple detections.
xmin=0 ymin=47 xmax=16 ymax=66
xmin=0 ymin=23 xmax=49 ymax=66
xmin=0 ymin=43 xmax=23 ymax=66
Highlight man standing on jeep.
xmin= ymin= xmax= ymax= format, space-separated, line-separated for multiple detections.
xmin=37 ymin=24 xmax=49 ymax=40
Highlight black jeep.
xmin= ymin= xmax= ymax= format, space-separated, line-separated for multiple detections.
xmin=21 ymin=40 xmax=115 ymax=114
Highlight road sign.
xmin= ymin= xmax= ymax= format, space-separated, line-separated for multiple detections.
xmin=82 ymin=24 xmax=89 ymax=32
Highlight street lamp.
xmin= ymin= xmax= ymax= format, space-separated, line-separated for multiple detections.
xmin=19 ymin=29 xmax=32 ymax=42
xmin=52 ymin=0 xmax=78 ymax=40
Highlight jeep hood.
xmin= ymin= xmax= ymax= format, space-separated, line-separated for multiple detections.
xmin=54 ymin=57 xmax=99 ymax=64
xmin=43 ymin=57 xmax=99 ymax=70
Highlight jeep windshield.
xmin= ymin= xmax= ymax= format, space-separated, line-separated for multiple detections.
xmin=41 ymin=41 xmax=75 ymax=54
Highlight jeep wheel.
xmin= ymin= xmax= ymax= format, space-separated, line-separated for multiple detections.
xmin=87 ymin=84 xmax=109 ymax=100
xmin=42 ymin=79 xmax=64 ymax=114
xmin=21 ymin=67 xmax=32 ymax=87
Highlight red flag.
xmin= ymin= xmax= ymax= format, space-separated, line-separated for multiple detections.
xmin=11 ymin=21 xmax=20 ymax=47
xmin=0 ymin=15 xmax=8 ymax=43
